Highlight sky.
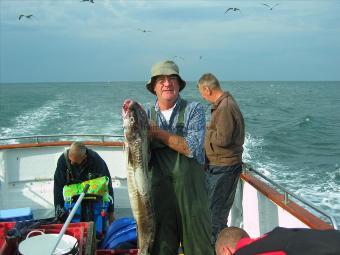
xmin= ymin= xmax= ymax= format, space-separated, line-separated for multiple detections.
xmin=0 ymin=0 xmax=340 ymax=82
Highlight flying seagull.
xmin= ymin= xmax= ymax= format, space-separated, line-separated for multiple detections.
xmin=18 ymin=14 xmax=33 ymax=20
xmin=173 ymin=56 xmax=184 ymax=61
xmin=225 ymin=8 xmax=240 ymax=14
xmin=138 ymin=28 xmax=151 ymax=33
xmin=262 ymin=3 xmax=279 ymax=10
xmin=81 ymin=0 xmax=94 ymax=3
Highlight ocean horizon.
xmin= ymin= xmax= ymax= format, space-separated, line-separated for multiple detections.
xmin=1 ymin=80 xmax=340 ymax=84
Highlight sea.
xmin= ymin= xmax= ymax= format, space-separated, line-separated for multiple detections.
xmin=0 ymin=81 xmax=339 ymax=225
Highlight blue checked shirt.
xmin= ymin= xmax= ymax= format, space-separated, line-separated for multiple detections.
xmin=145 ymin=96 xmax=206 ymax=165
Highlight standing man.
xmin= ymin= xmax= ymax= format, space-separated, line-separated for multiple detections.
xmin=53 ymin=141 xmax=115 ymax=223
xmin=198 ymin=73 xmax=245 ymax=246
xmin=147 ymin=60 xmax=214 ymax=255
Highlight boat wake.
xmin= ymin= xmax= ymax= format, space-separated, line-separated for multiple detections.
xmin=243 ymin=132 xmax=340 ymax=225
xmin=0 ymin=99 xmax=63 ymax=139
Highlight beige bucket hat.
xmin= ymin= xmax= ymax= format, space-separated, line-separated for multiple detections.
xmin=146 ymin=60 xmax=186 ymax=94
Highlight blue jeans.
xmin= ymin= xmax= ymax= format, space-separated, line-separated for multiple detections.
xmin=206 ymin=163 xmax=242 ymax=246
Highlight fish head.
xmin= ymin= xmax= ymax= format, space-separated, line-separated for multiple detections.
xmin=122 ymin=99 xmax=149 ymax=142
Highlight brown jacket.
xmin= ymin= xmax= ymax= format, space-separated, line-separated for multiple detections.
xmin=205 ymin=91 xmax=245 ymax=166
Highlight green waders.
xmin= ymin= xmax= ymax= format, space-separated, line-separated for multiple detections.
xmin=150 ymin=101 xmax=214 ymax=255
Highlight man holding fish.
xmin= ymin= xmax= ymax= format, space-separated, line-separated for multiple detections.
xmin=146 ymin=60 xmax=214 ymax=255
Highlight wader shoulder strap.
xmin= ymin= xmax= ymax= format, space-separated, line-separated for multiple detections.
xmin=176 ymin=100 xmax=187 ymax=135
xmin=63 ymin=150 xmax=73 ymax=184
xmin=150 ymin=100 xmax=187 ymax=135
xmin=150 ymin=106 xmax=166 ymax=150
xmin=151 ymin=106 xmax=157 ymax=122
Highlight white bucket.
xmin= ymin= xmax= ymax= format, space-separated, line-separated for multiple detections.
xmin=18 ymin=230 xmax=79 ymax=255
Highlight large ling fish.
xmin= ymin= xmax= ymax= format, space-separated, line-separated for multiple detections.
xmin=122 ymin=99 xmax=155 ymax=255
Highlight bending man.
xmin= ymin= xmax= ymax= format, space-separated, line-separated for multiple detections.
xmin=215 ymin=226 xmax=340 ymax=255
xmin=53 ymin=141 xmax=115 ymax=223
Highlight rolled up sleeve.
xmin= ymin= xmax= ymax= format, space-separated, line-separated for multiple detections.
xmin=184 ymin=103 xmax=206 ymax=162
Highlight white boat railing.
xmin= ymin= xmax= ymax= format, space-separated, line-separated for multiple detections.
xmin=0 ymin=134 xmax=124 ymax=144
xmin=243 ymin=163 xmax=338 ymax=230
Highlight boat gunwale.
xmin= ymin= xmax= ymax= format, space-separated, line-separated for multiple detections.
xmin=0 ymin=141 xmax=124 ymax=150
xmin=241 ymin=171 xmax=333 ymax=230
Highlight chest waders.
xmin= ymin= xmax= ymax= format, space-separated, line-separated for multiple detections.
xmin=150 ymin=100 xmax=214 ymax=255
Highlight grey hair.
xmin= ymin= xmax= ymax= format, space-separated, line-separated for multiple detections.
xmin=69 ymin=142 xmax=87 ymax=156
xmin=197 ymin=73 xmax=221 ymax=90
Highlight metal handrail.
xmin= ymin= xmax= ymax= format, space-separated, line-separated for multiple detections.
xmin=0 ymin=134 xmax=124 ymax=143
xmin=243 ymin=163 xmax=338 ymax=230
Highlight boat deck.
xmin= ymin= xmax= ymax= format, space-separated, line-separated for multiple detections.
xmin=0 ymin=135 xmax=337 ymax=254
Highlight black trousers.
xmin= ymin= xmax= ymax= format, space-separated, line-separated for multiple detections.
xmin=206 ymin=163 xmax=242 ymax=246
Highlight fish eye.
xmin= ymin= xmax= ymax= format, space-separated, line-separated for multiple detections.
xmin=130 ymin=116 xmax=134 ymax=122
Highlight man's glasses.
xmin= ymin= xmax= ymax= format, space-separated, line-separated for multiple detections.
xmin=155 ymin=75 xmax=178 ymax=84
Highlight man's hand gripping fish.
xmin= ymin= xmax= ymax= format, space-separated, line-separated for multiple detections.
xmin=122 ymin=99 xmax=155 ymax=255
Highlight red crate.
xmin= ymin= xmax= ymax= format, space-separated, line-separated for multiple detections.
xmin=0 ymin=222 xmax=94 ymax=255
xmin=41 ymin=222 xmax=90 ymax=231
xmin=0 ymin=222 xmax=16 ymax=250
xmin=40 ymin=222 xmax=94 ymax=255
xmin=95 ymin=249 xmax=139 ymax=255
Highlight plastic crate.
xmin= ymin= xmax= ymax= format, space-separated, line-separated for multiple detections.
xmin=65 ymin=199 xmax=109 ymax=237
xmin=0 ymin=221 xmax=95 ymax=255
xmin=0 ymin=208 xmax=33 ymax=222
xmin=0 ymin=222 xmax=16 ymax=250
xmin=40 ymin=222 xmax=90 ymax=237
xmin=40 ymin=222 xmax=95 ymax=255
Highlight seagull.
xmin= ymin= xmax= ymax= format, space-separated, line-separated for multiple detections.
xmin=138 ymin=28 xmax=151 ymax=33
xmin=262 ymin=3 xmax=279 ymax=10
xmin=173 ymin=56 xmax=184 ymax=61
xmin=18 ymin=14 xmax=33 ymax=20
xmin=225 ymin=8 xmax=240 ymax=14
xmin=80 ymin=0 xmax=94 ymax=3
